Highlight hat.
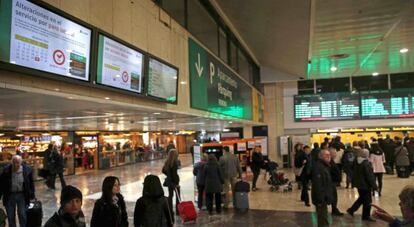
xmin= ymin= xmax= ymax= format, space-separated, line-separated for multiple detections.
xmin=60 ymin=185 xmax=82 ymax=206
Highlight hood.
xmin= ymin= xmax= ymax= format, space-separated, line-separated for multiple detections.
xmin=357 ymin=157 xmax=367 ymax=164
xmin=143 ymin=175 xmax=164 ymax=198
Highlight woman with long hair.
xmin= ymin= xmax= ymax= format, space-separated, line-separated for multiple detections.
xmin=162 ymin=149 xmax=180 ymax=219
xmin=369 ymin=139 xmax=386 ymax=196
xmin=134 ymin=175 xmax=173 ymax=227
xmin=90 ymin=176 xmax=128 ymax=227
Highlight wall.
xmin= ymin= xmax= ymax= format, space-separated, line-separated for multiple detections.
xmin=282 ymin=81 xmax=414 ymax=131
xmin=0 ymin=0 xmax=263 ymax=126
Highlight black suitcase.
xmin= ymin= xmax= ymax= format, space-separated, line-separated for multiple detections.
xmin=234 ymin=180 xmax=250 ymax=192
xmin=27 ymin=200 xmax=42 ymax=227
xmin=397 ymin=167 xmax=410 ymax=178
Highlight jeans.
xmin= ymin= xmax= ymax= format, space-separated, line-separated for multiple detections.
xmin=348 ymin=188 xmax=372 ymax=219
xmin=344 ymin=168 xmax=353 ymax=188
xmin=206 ymin=193 xmax=222 ymax=213
xmin=168 ymin=186 xmax=180 ymax=220
xmin=315 ymin=203 xmax=329 ymax=227
xmin=300 ymin=178 xmax=309 ymax=205
xmin=374 ymin=173 xmax=383 ymax=194
xmin=252 ymin=170 xmax=260 ymax=189
xmin=196 ymin=184 xmax=205 ymax=209
xmin=223 ymin=177 xmax=237 ymax=207
xmin=5 ymin=192 xmax=27 ymax=227
xmin=47 ymin=172 xmax=66 ymax=189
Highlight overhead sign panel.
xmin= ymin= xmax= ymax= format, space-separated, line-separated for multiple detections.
xmin=188 ymin=37 xmax=253 ymax=120
xmin=294 ymin=93 xmax=360 ymax=121
xmin=361 ymin=90 xmax=414 ymax=119
xmin=97 ymin=35 xmax=143 ymax=93
xmin=0 ymin=0 xmax=91 ymax=80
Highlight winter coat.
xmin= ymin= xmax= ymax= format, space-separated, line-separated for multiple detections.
xmin=90 ymin=194 xmax=128 ymax=227
xmin=134 ymin=197 xmax=172 ymax=227
xmin=251 ymin=151 xmax=264 ymax=172
xmin=352 ymin=159 xmax=377 ymax=191
xmin=311 ymin=159 xmax=334 ymax=205
xmin=44 ymin=209 xmax=86 ymax=227
xmin=44 ymin=148 xmax=64 ymax=174
xmin=162 ymin=163 xmax=179 ymax=188
xmin=219 ymin=153 xmax=242 ymax=179
xmin=0 ymin=164 xmax=35 ymax=207
xmin=381 ymin=139 xmax=396 ymax=163
xmin=193 ymin=161 xmax=206 ymax=186
xmin=369 ymin=153 xmax=386 ymax=173
xmin=203 ymin=160 xmax=224 ymax=193
xmin=395 ymin=145 xmax=410 ymax=166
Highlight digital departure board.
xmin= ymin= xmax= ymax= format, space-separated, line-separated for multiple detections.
xmin=361 ymin=90 xmax=414 ymax=119
xmin=147 ymin=57 xmax=178 ymax=103
xmin=294 ymin=93 xmax=360 ymax=121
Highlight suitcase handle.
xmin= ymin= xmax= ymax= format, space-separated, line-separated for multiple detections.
xmin=174 ymin=187 xmax=182 ymax=202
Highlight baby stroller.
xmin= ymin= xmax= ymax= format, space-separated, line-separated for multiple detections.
xmin=266 ymin=161 xmax=291 ymax=192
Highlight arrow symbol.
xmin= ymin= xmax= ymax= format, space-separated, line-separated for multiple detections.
xmin=195 ymin=53 xmax=203 ymax=77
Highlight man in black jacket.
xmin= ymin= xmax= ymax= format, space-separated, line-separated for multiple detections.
xmin=381 ymin=135 xmax=396 ymax=174
xmin=347 ymin=148 xmax=378 ymax=222
xmin=298 ymin=145 xmax=312 ymax=206
xmin=329 ymin=149 xmax=344 ymax=216
xmin=251 ymin=146 xmax=264 ymax=191
xmin=312 ymin=150 xmax=334 ymax=227
xmin=0 ymin=155 xmax=35 ymax=227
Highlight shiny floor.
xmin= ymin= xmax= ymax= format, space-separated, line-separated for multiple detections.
xmin=7 ymin=154 xmax=409 ymax=226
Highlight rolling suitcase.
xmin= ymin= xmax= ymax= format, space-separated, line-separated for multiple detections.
xmin=27 ymin=200 xmax=42 ymax=227
xmin=175 ymin=188 xmax=197 ymax=223
xmin=234 ymin=180 xmax=250 ymax=212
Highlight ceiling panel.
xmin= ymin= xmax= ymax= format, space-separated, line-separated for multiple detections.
xmin=0 ymin=88 xmax=241 ymax=132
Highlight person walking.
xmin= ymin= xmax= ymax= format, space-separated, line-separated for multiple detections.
xmin=0 ymin=155 xmax=35 ymax=227
xmin=347 ymin=148 xmax=378 ymax=222
xmin=204 ymin=154 xmax=224 ymax=215
xmin=44 ymin=144 xmax=66 ymax=189
xmin=193 ymin=154 xmax=207 ymax=210
xmin=44 ymin=185 xmax=86 ymax=227
xmin=369 ymin=140 xmax=386 ymax=196
xmin=162 ymin=149 xmax=180 ymax=219
xmin=294 ymin=143 xmax=304 ymax=189
xmin=219 ymin=146 xmax=242 ymax=209
xmin=311 ymin=149 xmax=334 ymax=227
xmin=329 ymin=149 xmax=344 ymax=216
xmin=297 ymin=145 xmax=312 ymax=207
xmin=134 ymin=175 xmax=173 ymax=227
xmin=251 ymin=146 xmax=264 ymax=191
xmin=382 ymin=135 xmax=396 ymax=174
xmin=395 ymin=139 xmax=411 ymax=178
xmin=342 ymin=143 xmax=356 ymax=189
xmin=91 ymin=176 xmax=128 ymax=227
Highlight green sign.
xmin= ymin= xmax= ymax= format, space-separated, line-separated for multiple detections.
xmin=188 ymin=37 xmax=252 ymax=120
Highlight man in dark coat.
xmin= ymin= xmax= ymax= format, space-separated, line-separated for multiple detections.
xmin=347 ymin=148 xmax=378 ymax=222
xmin=0 ymin=155 xmax=35 ymax=227
xmin=251 ymin=146 xmax=264 ymax=191
xmin=297 ymin=145 xmax=312 ymax=206
xmin=312 ymin=149 xmax=334 ymax=227
xmin=329 ymin=149 xmax=344 ymax=216
xmin=381 ymin=135 xmax=396 ymax=174
xmin=44 ymin=144 xmax=66 ymax=189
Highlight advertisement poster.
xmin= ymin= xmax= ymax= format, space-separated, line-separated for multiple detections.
xmin=97 ymin=35 xmax=143 ymax=93
xmin=237 ymin=142 xmax=246 ymax=151
xmin=1 ymin=0 xmax=91 ymax=80
xmin=147 ymin=58 xmax=178 ymax=103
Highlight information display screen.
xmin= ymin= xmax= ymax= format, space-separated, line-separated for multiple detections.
xmin=294 ymin=93 xmax=360 ymax=121
xmin=361 ymin=90 xmax=414 ymax=119
xmin=147 ymin=57 xmax=178 ymax=103
xmin=97 ymin=35 xmax=143 ymax=93
xmin=0 ymin=0 xmax=91 ymax=80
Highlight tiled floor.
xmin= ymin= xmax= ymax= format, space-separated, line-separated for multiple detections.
xmin=4 ymin=154 xmax=408 ymax=226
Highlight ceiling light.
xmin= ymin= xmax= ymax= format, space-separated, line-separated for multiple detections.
xmin=153 ymin=112 xmax=161 ymax=115
xmin=330 ymin=66 xmax=337 ymax=72
xmin=400 ymin=48 xmax=409 ymax=53
xmin=54 ymin=88 xmax=60 ymax=91
xmin=105 ymin=97 xmax=110 ymax=100
xmin=15 ymin=133 xmax=24 ymax=137
xmin=41 ymin=133 xmax=50 ymax=136
xmin=223 ymin=128 xmax=230 ymax=132
xmin=372 ymin=72 xmax=379 ymax=76
xmin=229 ymin=121 xmax=233 ymax=124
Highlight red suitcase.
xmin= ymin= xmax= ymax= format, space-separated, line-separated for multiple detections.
xmin=175 ymin=188 xmax=197 ymax=223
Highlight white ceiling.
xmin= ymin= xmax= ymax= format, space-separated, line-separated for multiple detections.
xmin=215 ymin=0 xmax=414 ymax=81
xmin=0 ymin=88 xmax=240 ymax=132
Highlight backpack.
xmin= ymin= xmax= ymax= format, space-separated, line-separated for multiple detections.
xmin=342 ymin=151 xmax=355 ymax=165
xmin=142 ymin=198 xmax=169 ymax=227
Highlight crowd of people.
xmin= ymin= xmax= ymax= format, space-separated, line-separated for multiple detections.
xmin=294 ymin=135 xmax=414 ymax=226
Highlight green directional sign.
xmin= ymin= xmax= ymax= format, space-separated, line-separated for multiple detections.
xmin=189 ymin=37 xmax=253 ymax=120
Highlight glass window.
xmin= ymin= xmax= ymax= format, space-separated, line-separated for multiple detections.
xmin=187 ymin=0 xmax=218 ymax=56
xmin=352 ymin=75 xmax=388 ymax=92
xmin=230 ymin=40 xmax=238 ymax=71
xmin=391 ymin=73 xmax=414 ymax=89
xmin=218 ymin=27 xmax=228 ymax=63
xmin=160 ymin=0 xmax=186 ymax=27
xmin=316 ymin=78 xmax=350 ymax=93
xmin=238 ymin=50 xmax=250 ymax=83
xmin=298 ymin=80 xmax=314 ymax=95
